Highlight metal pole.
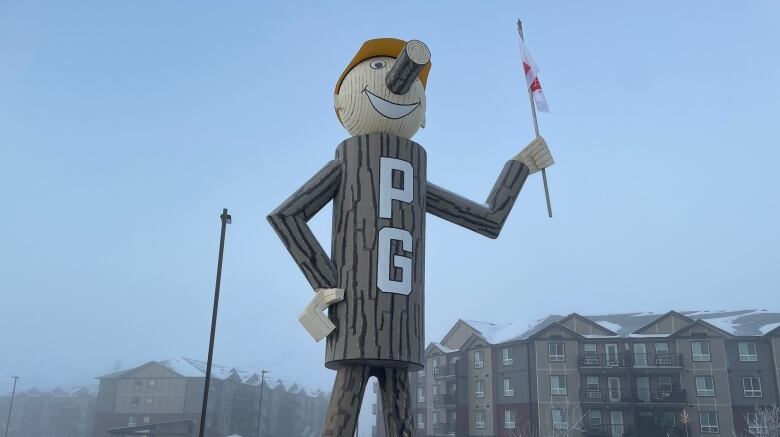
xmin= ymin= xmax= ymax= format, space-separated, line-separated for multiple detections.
xmin=256 ymin=370 xmax=269 ymax=437
xmin=198 ymin=209 xmax=231 ymax=437
xmin=3 ymin=376 xmax=19 ymax=437
xmin=517 ymin=19 xmax=553 ymax=218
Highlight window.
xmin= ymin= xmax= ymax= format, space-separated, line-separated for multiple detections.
xmin=692 ymin=341 xmax=711 ymax=361
xmin=739 ymin=342 xmax=758 ymax=362
xmin=503 ymin=347 xmax=514 ymax=365
xmin=552 ymin=409 xmax=568 ymax=430
xmin=432 ymin=412 xmax=440 ymax=425
xmin=417 ymin=384 xmax=425 ymax=402
xmin=417 ymin=413 xmax=425 ymax=430
xmin=586 ymin=376 xmax=600 ymax=391
xmin=658 ymin=376 xmax=673 ymax=394
xmin=475 ymin=380 xmax=485 ymax=398
xmin=743 ymin=376 xmax=763 ymax=397
xmin=699 ymin=412 xmax=719 ymax=433
xmin=658 ymin=411 xmax=676 ymax=427
xmin=143 ymin=416 xmax=150 ymax=424
xmin=372 ymin=403 xmax=377 ymax=414
xmin=503 ymin=378 xmax=515 ymax=396
xmin=145 ymin=397 xmax=153 ymax=405
xmin=584 ymin=343 xmax=598 ymax=364
xmin=130 ymin=396 xmax=140 ymax=409
xmin=746 ymin=413 xmax=766 ymax=435
xmin=550 ymin=375 xmax=567 ymax=395
xmin=655 ymin=342 xmax=671 ymax=365
xmin=505 ymin=409 xmax=516 ymax=429
xmin=695 ymin=376 xmax=715 ymax=397
xmin=417 ymin=369 xmax=425 ymax=377
xmin=474 ymin=350 xmax=484 ymax=369
xmin=549 ymin=342 xmax=565 ymax=361
xmin=475 ymin=410 xmax=486 ymax=429
xmin=134 ymin=379 xmax=143 ymax=391
xmin=589 ymin=410 xmax=602 ymax=426
xmin=147 ymin=380 xmax=156 ymax=388
xmin=128 ymin=416 xmax=136 ymax=426
xmin=432 ymin=384 xmax=440 ymax=396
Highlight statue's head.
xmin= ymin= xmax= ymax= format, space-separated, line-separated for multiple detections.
xmin=334 ymin=38 xmax=431 ymax=139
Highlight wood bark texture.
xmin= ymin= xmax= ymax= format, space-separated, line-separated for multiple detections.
xmin=321 ymin=364 xmax=413 ymax=437
xmin=326 ymin=133 xmax=427 ymax=369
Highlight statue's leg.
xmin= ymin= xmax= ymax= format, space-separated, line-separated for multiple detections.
xmin=321 ymin=363 xmax=371 ymax=437
xmin=377 ymin=366 xmax=414 ymax=437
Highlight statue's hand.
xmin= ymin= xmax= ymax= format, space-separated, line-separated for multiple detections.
xmin=512 ymin=136 xmax=554 ymax=174
xmin=298 ymin=288 xmax=345 ymax=342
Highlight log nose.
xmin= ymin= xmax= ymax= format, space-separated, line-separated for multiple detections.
xmin=385 ymin=40 xmax=431 ymax=95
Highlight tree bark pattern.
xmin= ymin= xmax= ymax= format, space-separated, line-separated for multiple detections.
xmin=426 ymin=160 xmax=529 ymax=239
xmin=326 ymin=133 xmax=427 ymax=369
xmin=267 ymin=160 xmax=341 ymax=289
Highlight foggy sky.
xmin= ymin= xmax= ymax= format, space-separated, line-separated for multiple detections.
xmin=1 ymin=0 xmax=778 ymax=410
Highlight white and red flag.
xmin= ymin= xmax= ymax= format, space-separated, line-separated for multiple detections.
xmin=518 ymin=35 xmax=549 ymax=112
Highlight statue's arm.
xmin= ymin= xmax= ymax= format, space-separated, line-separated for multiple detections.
xmin=267 ymin=160 xmax=341 ymax=290
xmin=426 ymin=160 xmax=529 ymax=239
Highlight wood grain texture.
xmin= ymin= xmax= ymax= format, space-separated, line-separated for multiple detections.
xmin=426 ymin=160 xmax=529 ymax=239
xmin=377 ymin=366 xmax=414 ymax=437
xmin=326 ymin=133 xmax=427 ymax=370
xmin=321 ymin=364 xmax=371 ymax=437
xmin=267 ymin=160 xmax=342 ymax=290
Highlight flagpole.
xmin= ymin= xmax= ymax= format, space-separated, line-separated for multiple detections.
xmin=517 ymin=19 xmax=553 ymax=218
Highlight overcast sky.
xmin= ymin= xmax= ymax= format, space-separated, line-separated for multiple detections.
xmin=1 ymin=0 xmax=778 ymax=411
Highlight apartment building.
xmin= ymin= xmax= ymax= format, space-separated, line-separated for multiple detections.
xmin=0 ymin=385 xmax=96 ymax=437
xmin=384 ymin=310 xmax=780 ymax=437
xmin=93 ymin=357 xmax=328 ymax=437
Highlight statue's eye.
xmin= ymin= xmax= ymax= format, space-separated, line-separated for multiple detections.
xmin=370 ymin=60 xmax=386 ymax=69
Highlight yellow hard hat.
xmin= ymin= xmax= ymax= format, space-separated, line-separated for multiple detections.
xmin=334 ymin=38 xmax=432 ymax=95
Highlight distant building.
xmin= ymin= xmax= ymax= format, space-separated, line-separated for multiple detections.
xmin=93 ymin=357 xmax=328 ymax=437
xmin=0 ymin=385 xmax=96 ymax=437
xmin=376 ymin=310 xmax=780 ymax=437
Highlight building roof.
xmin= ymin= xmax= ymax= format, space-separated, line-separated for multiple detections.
xmin=442 ymin=310 xmax=780 ymax=347
xmin=2 ymin=384 xmax=98 ymax=398
xmin=97 ymin=357 xmax=327 ymax=398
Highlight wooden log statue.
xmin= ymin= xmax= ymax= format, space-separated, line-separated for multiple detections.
xmin=268 ymin=38 xmax=554 ymax=437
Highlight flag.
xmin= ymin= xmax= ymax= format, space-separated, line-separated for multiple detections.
xmin=518 ymin=34 xmax=549 ymax=113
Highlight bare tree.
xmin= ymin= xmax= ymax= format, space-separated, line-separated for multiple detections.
xmin=746 ymin=404 xmax=780 ymax=437
xmin=508 ymin=403 xmax=585 ymax=437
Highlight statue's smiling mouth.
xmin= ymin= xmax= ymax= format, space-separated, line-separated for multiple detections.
xmin=363 ymin=87 xmax=420 ymax=119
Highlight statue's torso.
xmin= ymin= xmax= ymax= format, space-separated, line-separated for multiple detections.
xmin=326 ymin=133 xmax=427 ymax=369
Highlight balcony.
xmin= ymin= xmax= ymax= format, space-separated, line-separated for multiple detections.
xmin=579 ymin=353 xmax=632 ymax=369
xmin=432 ymin=365 xmax=456 ymax=379
xmin=432 ymin=422 xmax=456 ymax=434
xmin=584 ymin=424 xmax=630 ymax=437
xmin=631 ymin=353 xmax=684 ymax=369
xmin=635 ymin=425 xmax=690 ymax=437
xmin=580 ymin=389 xmax=687 ymax=405
xmin=433 ymin=393 xmax=456 ymax=408
xmin=578 ymin=353 xmax=684 ymax=369
xmin=580 ymin=388 xmax=634 ymax=403
xmin=635 ymin=389 xmax=687 ymax=404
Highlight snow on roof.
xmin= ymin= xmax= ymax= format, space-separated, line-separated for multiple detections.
xmin=2 ymin=385 xmax=98 ymax=397
xmin=431 ymin=342 xmax=459 ymax=353
xmin=760 ymin=322 xmax=780 ymax=335
xmin=472 ymin=310 xmax=780 ymax=343
xmin=593 ymin=320 xmax=623 ymax=333
xmin=462 ymin=320 xmax=531 ymax=344
xmin=100 ymin=357 xmax=324 ymax=397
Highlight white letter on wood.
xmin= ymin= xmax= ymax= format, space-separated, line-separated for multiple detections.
xmin=379 ymin=157 xmax=413 ymax=219
xmin=377 ymin=227 xmax=413 ymax=295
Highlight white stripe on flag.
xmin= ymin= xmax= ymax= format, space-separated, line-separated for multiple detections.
xmin=519 ymin=34 xmax=549 ymax=113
